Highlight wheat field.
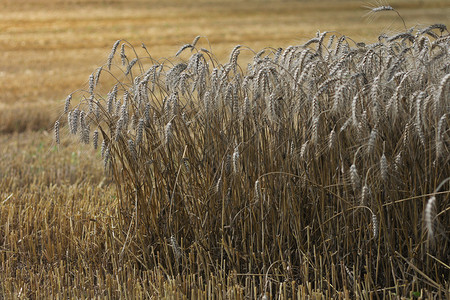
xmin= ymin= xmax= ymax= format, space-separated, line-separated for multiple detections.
xmin=1 ymin=0 xmax=449 ymax=298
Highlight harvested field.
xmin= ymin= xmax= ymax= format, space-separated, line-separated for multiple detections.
xmin=0 ymin=0 xmax=449 ymax=298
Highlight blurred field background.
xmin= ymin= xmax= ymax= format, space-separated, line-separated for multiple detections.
xmin=1 ymin=0 xmax=449 ymax=132
xmin=0 ymin=0 xmax=449 ymax=298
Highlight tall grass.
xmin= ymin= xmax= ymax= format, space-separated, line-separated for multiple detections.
xmin=57 ymin=23 xmax=449 ymax=298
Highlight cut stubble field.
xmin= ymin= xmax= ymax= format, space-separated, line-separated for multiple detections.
xmin=0 ymin=0 xmax=449 ymax=298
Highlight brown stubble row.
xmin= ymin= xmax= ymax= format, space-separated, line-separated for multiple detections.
xmin=52 ymin=19 xmax=450 ymax=298
xmin=0 ymin=132 xmax=115 ymax=298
